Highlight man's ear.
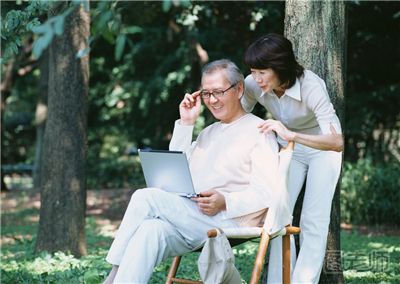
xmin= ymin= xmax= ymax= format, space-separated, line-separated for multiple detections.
xmin=237 ymin=81 xmax=244 ymax=99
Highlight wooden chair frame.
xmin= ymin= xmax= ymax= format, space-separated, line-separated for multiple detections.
xmin=165 ymin=225 xmax=300 ymax=284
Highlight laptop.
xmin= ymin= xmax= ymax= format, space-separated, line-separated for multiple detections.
xmin=138 ymin=149 xmax=199 ymax=198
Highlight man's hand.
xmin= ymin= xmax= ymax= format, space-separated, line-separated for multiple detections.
xmin=192 ymin=189 xmax=226 ymax=216
xmin=179 ymin=90 xmax=202 ymax=125
xmin=258 ymin=119 xmax=296 ymax=141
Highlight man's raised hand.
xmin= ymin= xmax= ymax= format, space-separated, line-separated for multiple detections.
xmin=179 ymin=90 xmax=201 ymax=125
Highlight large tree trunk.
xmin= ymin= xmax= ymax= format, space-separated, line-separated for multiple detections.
xmin=35 ymin=1 xmax=89 ymax=257
xmin=284 ymin=1 xmax=347 ymax=283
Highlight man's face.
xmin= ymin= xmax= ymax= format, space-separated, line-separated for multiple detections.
xmin=201 ymin=71 xmax=243 ymax=124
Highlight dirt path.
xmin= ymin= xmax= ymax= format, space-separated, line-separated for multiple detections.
xmin=1 ymin=188 xmax=135 ymax=220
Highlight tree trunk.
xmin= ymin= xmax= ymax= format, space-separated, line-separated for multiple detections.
xmin=33 ymin=49 xmax=49 ymax=191
xmin=35 ymin=1 xmax=89 ymax=257
xmin=284 ymin=1 xmax=347 ymax=283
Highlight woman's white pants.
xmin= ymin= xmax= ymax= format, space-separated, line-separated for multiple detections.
xmin=267 ymin=144 xmax=342 ymax=284
xmin=106 ymin=188 xmax=238 ymax=283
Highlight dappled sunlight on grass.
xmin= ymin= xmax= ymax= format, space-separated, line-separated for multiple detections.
xmin=1 ymin=191 xmax=399 ymax=283
xmin=341 ymin=231 xmax=400 ymax=283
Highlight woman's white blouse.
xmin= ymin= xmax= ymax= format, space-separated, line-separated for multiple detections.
xmin=242 ymin=70 xmax=342 ymax=135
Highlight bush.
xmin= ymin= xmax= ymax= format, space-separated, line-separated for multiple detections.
xmin=86 ymin=134 xmax=145 ymax=189
xmin=341 ymin=159 xmax=400 ymax=225
xmin=86 ymin=154 xmax=145 ymax=189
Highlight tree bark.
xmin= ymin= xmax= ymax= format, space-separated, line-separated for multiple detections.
xmin=284 ymin=1 xmax=347 ymax=283
xmin=35 ymin=1 xmax=89 ymax=257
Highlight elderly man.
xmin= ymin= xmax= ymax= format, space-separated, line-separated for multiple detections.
xmin=104 ymin=59 xmax=291 ymax=283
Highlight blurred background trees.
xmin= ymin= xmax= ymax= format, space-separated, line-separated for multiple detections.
xmin=2 ymin=1 xmax=399 ymax=224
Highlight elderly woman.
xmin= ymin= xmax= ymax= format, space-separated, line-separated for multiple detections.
xmin=242 ymin=33 xmax=343 ymax=284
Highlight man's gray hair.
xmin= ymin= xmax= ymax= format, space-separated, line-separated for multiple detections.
xmin=201 ymin=59 xmax=244 ymax=85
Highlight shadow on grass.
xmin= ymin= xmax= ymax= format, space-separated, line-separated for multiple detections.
xmin=2 ymin=190 xmax=399 ymax=283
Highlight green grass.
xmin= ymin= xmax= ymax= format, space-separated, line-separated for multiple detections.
xmin=1 ymin=192 xmax=399 ymax=283
xmin=342 ymin=231 xmax=400 ymax=283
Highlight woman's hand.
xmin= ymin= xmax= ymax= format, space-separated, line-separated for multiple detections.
xmin=192 ymin=189 xmax=226 ymax=216
xmin=179 ymin=90 xmax=201 ymax=125
xmin=259 ymin=120 xmax=343 ymax=152
xmin=258 ymin=119 xmax=295 ymax=141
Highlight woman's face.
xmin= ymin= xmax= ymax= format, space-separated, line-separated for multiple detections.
xmin=250 ymin=68 xmax=282 ymax=93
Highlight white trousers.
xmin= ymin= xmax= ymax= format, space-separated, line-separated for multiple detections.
xmin=267 ymin=144 xmax=342 ymax=284
xmin=106 ymin=188 xmax=239 ymax=283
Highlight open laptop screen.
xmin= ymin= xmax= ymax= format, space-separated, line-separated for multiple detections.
xmin=138 ymin=150 xmax=198 ymax=197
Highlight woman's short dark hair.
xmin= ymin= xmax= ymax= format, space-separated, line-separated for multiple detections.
xmin=244 ymin=33 xmax=304 ymax=89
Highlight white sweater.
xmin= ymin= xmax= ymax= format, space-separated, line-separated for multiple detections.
xmin=169 ymin=113 xmax=291 ymax=230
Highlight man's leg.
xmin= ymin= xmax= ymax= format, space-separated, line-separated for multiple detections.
xmin=291 ymin=150 xmax=342 ymax=284
xmin=267 ymin=157 xmax=307 ymax=284
xmin=113 ymin=219 xmax=193 ymax=283
xmin=106 ymin=188 xmax=239 ymax=282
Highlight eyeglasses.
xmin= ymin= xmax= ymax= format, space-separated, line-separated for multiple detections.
xmin=200 ymin=83 xmax=237 ymax=99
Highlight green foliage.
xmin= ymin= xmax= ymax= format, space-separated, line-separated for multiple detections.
xmin=86 ymin=134 xmax=145 ymax=189
xmin=81 ymin=1 xmax=278 ymax=187
xmin=1 ymin=1 xmax=91 ymax=61
xmin=2 ymin=1 xmax=399 ymax=208
xmin=341 ymin=160 xmax=400 ymax=225
xmin=346 ymin=2 xmax=400 ymax=163
xmin=30 ymin=1 xmax=91 ymax=59
xmin=31 ymin=12 xmax=68 ymax=58
xmin=2 ymin=68 xmax=39 ymax=164
xmin=1 ymin=1 xmax=49 ymax=62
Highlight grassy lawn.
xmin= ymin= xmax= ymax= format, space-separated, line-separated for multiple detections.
xmin=1 ymin=190 xmax=399 ymax=284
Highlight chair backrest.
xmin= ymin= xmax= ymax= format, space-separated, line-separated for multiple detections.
xmin=263 ymin=141 xmax=294 ymax=235
xmin=278 ymin=141 xmax=294 ymax=186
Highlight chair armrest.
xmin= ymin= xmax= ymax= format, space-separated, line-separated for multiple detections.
xmin=207 ymin=227 xmax=263 ymax=239
xmin=284 ymin=226 xmax=300 ymax=235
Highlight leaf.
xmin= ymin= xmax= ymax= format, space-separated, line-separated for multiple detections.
xmin=26 ymin=18 xmax=41 ymax=32
xmin=82 ymin=0 xmax=90 ymax=11
xmin=31 ymin=22 xmax=50 ymax=34
xmin=96 ymin=10 xmax=112 ymax=31
xmin=123 ymin=26 xmax=143 ymax=35
xmin=83 ymin=270 xmax=101 ymax=284
xmin=32 ymin=30 xmax=54 ymax=58
xmin=10 ymin=43 xmax=19 ymax=54
xmin=114 ymin=34 xmax=126 ymax=61
xmin=76 ymin=47 xmax=91 ymax=59
xmin=102 ymin=30 xmax=115 ymax=44
xmin=162 ymin=0 xmax=172 ymax=12
xmin=6 ymin=13 xmax=20 ymax=31
xmin=53 ymin=15 xmax=65 ymax=36
xmin=71 ymin=0 xmax=90 ymax=11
